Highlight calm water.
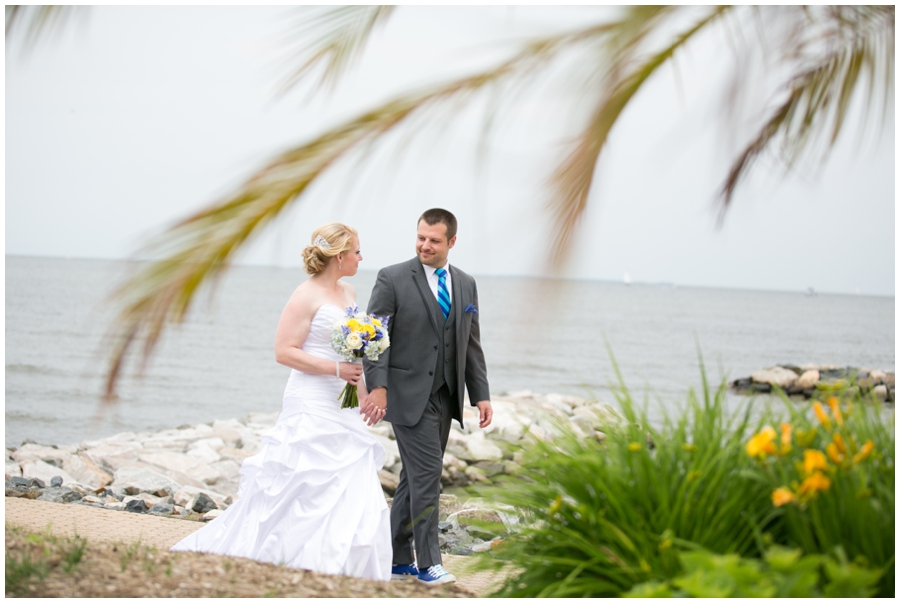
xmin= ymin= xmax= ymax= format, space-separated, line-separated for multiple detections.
xmin=6 ymin=256 xmax=895 ymax=447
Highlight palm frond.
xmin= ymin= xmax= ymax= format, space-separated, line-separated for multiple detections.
xmin=547 ymin=6 xmax=731 ymax=268
xmin=103 ymin=19 xmax=622 ymax=399
xmin=718 ymin=6 xmax=894 ymax=214
xmin=5 ymin=5 xmax=83 ymax=51
xmin=277 ymin=5 xmax=395 ymax=96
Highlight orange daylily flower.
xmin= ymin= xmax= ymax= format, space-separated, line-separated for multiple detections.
xmin=803 ymin=449 xmax=828 ymax=475
xmin=832 ymin=432 xmax=847 ymax=454
xmin=780 ymin=423 xmax=792 ymax=453
xmin=853 ymin=440 xmax=875 ymax=464
xmin=826 ymin=397 xmax=844 ymax=427
xmin=746 ymin=426 xmax=778 ymax=459
xmin=813 ymin=401 xmax=832 ymax=430
xmin=826 ymin=442 xmax=844 ymax=464
xmin=771 ymin=487 xmax=795 ymax=507
xmin=798 ymin=472 xmax=831 ymax=498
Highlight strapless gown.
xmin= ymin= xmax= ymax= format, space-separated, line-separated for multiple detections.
xmin=170 ymin=304 xmax=392 ymax=581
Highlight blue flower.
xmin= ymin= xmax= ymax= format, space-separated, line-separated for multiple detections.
xmin=464 ymin=304 xmax=478 ymax=314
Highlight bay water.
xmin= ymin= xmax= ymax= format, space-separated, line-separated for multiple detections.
xmin=5 ymin=256 xmax=894 ymax=447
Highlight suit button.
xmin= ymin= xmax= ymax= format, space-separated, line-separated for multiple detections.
xmin=433 ymin=345 xmax=438 ymax=350
xmin=428 ymin=371 xmax=433 ymax=376
xmin=445 ymin=343 xmax=450 ymax=347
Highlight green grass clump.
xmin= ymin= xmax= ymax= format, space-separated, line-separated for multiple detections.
xmin=477 ymin=359 xmax=894 ymax=597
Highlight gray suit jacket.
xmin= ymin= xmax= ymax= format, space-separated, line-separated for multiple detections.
xmin=364 ymin=257 xmax=490 ymax=428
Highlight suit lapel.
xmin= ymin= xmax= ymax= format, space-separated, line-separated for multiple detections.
xmin=450 ymin=265 xmax=463 ymax=330
xmin=410 ymin=260 xmax=439 ymax=337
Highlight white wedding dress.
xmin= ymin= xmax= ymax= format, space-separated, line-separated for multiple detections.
xmin=171 ymin=304 xmax=392 ymax=581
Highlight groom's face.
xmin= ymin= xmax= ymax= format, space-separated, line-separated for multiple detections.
xmin=416 ymin=220 xmax=456 ymax=268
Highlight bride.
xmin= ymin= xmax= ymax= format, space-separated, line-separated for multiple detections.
xmin=170 ymin=222 xmax=392 ymax=581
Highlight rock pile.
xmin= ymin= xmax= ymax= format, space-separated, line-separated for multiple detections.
xmin=731 ymin=364 xmax=895 ymax=401
xmin=5 ymin=391 xmax=620 ymax=554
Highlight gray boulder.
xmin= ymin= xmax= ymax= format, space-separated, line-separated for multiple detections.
xmin=112 ymin=467 xmax=181 ymax=497
xmin=38 ymin=487 xmax=83 ymax=504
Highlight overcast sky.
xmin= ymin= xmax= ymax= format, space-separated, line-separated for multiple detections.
xmin=6 ymin=5 xmax=895 ymax=296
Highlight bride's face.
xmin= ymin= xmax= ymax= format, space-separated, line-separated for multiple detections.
xmin=340 ymin=236 xmax=362 ymax=276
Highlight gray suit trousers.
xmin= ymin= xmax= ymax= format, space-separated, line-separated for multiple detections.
xmin=390 ymin=385 xmax=454 ymax=568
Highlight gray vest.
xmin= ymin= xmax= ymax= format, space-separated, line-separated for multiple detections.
xmin=429 ymin=292 xmax=458 ymax=395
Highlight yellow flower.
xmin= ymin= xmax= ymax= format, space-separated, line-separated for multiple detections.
xmin=798 ymin=472 xmax=831 ymax=498
xmin=813 ymin=401 xmax=832 ymax=430
xmin=371 ymin=317 xmax=381 ymax=327
xmin=346 ymin=319 xmax=362 ymax=332
xmin=628 ymin=442 xmax=642 ymax=452
xmin=826 ymin=442 xmax=844 ymax=465
xmin=832 ymin=432 xmax=847 ymax=454
xmin=746 ymin=426 xmax=777 ymax=459
xmin=826 ymin=397 xmax=844 ymax=427
xmin=682 ymin=443 xmax=697 ymax=452
xmin=771 ymin=487 xmax=795 ymax=507
xmin=780 ymin=423 xmax=792 ymax=454
xmin=803 ymin=449 xmax=828 ymax=475
xmin=852 ymin=440 xmax=875 ymax=464
xmin=360 ymin=324 xmax=375 ymax=338
xmin=548 ymin=495 xmax=562 ymax=515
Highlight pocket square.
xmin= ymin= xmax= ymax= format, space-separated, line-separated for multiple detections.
xmin=464 ymin=304 xmax=478 ymax=314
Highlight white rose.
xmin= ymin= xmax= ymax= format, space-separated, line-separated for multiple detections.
xmin=346 ymin=333 xmax=363 ymax=350
xmin=378 ymin=335 xmax=390 ymax=352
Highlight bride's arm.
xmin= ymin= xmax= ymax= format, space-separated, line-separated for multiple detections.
xmin=274 ymin=287 xmax=361 ymax=384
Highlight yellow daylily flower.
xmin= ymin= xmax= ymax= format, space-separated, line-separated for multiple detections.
xmin=852 ymin=440 xmax=875 ymax=464
xmin=780 ymin=423 xmax=792 ymax=454
xmin=812 ymin=401 xmax=832 ymax=430
xmin=803 ymin=449 xmax=828 ymax=475
xmin=771 ymin=487 xmax=796 ymax=507
xmin=746 ymin=426 xmax=777 ymax=459
xmin=826 ymin=397 xmax=844 ymax=427
xmin=798 ymin=472 xmax=831 ymax=498
xmin=832 ymin=432 xmax=847 ymax=454
xmin=826 ymin=442 xmax=844 ymax=465
xmin=548 ymin=495 xmax=562 ymax=515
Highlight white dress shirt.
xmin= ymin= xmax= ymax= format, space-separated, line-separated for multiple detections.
xmin=422 ymin=263 xmax=452 ymax=305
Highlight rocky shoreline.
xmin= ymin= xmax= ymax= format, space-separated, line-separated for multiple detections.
xmin=730 ymin=364 xmax=895 ymax=401
xmin=5 ymin=390 xmax=620 ymax=556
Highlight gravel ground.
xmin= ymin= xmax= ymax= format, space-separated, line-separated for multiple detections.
xmin=4 ymin=497 xmax=509 ymax=597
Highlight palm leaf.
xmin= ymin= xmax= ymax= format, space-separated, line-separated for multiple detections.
xmin=276 ymin=5 xmax=395 ymax=96
xmin=718 ymin=6 xmax=894 ymax=214
xmin=5 ymin=5 xmax=83 ymax=51
xmin=102 ymin=19 xmax=628 ymax=399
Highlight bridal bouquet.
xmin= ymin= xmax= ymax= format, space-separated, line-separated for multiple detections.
xmin=331 ymin=306 xmax=390 ymax=408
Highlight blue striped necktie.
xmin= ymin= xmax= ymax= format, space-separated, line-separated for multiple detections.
xmin=435 ymin=267 xmax=451 ymax=319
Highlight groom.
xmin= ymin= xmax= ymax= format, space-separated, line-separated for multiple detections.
xmin=362 ymin=208 xmax=492 ymax=586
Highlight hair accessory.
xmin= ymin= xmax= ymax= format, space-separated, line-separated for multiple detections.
xmin=313 ymin=235 xmax=331 ymax=249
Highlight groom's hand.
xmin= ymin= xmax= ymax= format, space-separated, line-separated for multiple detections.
xmin=361 ymin=387 xmax=387 ymax=426
xmin=475 ymin=400 xmax=493 ymax=428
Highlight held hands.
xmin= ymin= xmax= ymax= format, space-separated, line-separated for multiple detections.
xmin=360 ymin=386 xmax=387 ymax=427
xmin=337 ymin=362 xmax=363 ymax=385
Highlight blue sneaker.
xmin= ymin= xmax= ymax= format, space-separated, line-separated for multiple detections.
xmin=416 ymin=564 xmax=456 ymax=586
xmin=391 ymin=563 xmax=419 ymax=581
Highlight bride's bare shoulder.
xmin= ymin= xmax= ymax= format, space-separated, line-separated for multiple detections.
xmin=283 ymin=281 xmax=323 ymax=318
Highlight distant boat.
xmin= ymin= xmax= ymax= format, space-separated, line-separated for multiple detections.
xmin=623 ymin=272 xmax=632 ymax=286
xmin=806 ymin=287 xmax=817 ymax=297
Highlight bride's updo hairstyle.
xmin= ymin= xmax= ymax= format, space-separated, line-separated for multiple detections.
xmin=302 ymin=223 xmax=358 ymax=275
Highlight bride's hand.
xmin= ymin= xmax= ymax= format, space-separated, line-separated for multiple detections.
xmin=337 ymin=362 xmax=363 ymax=385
